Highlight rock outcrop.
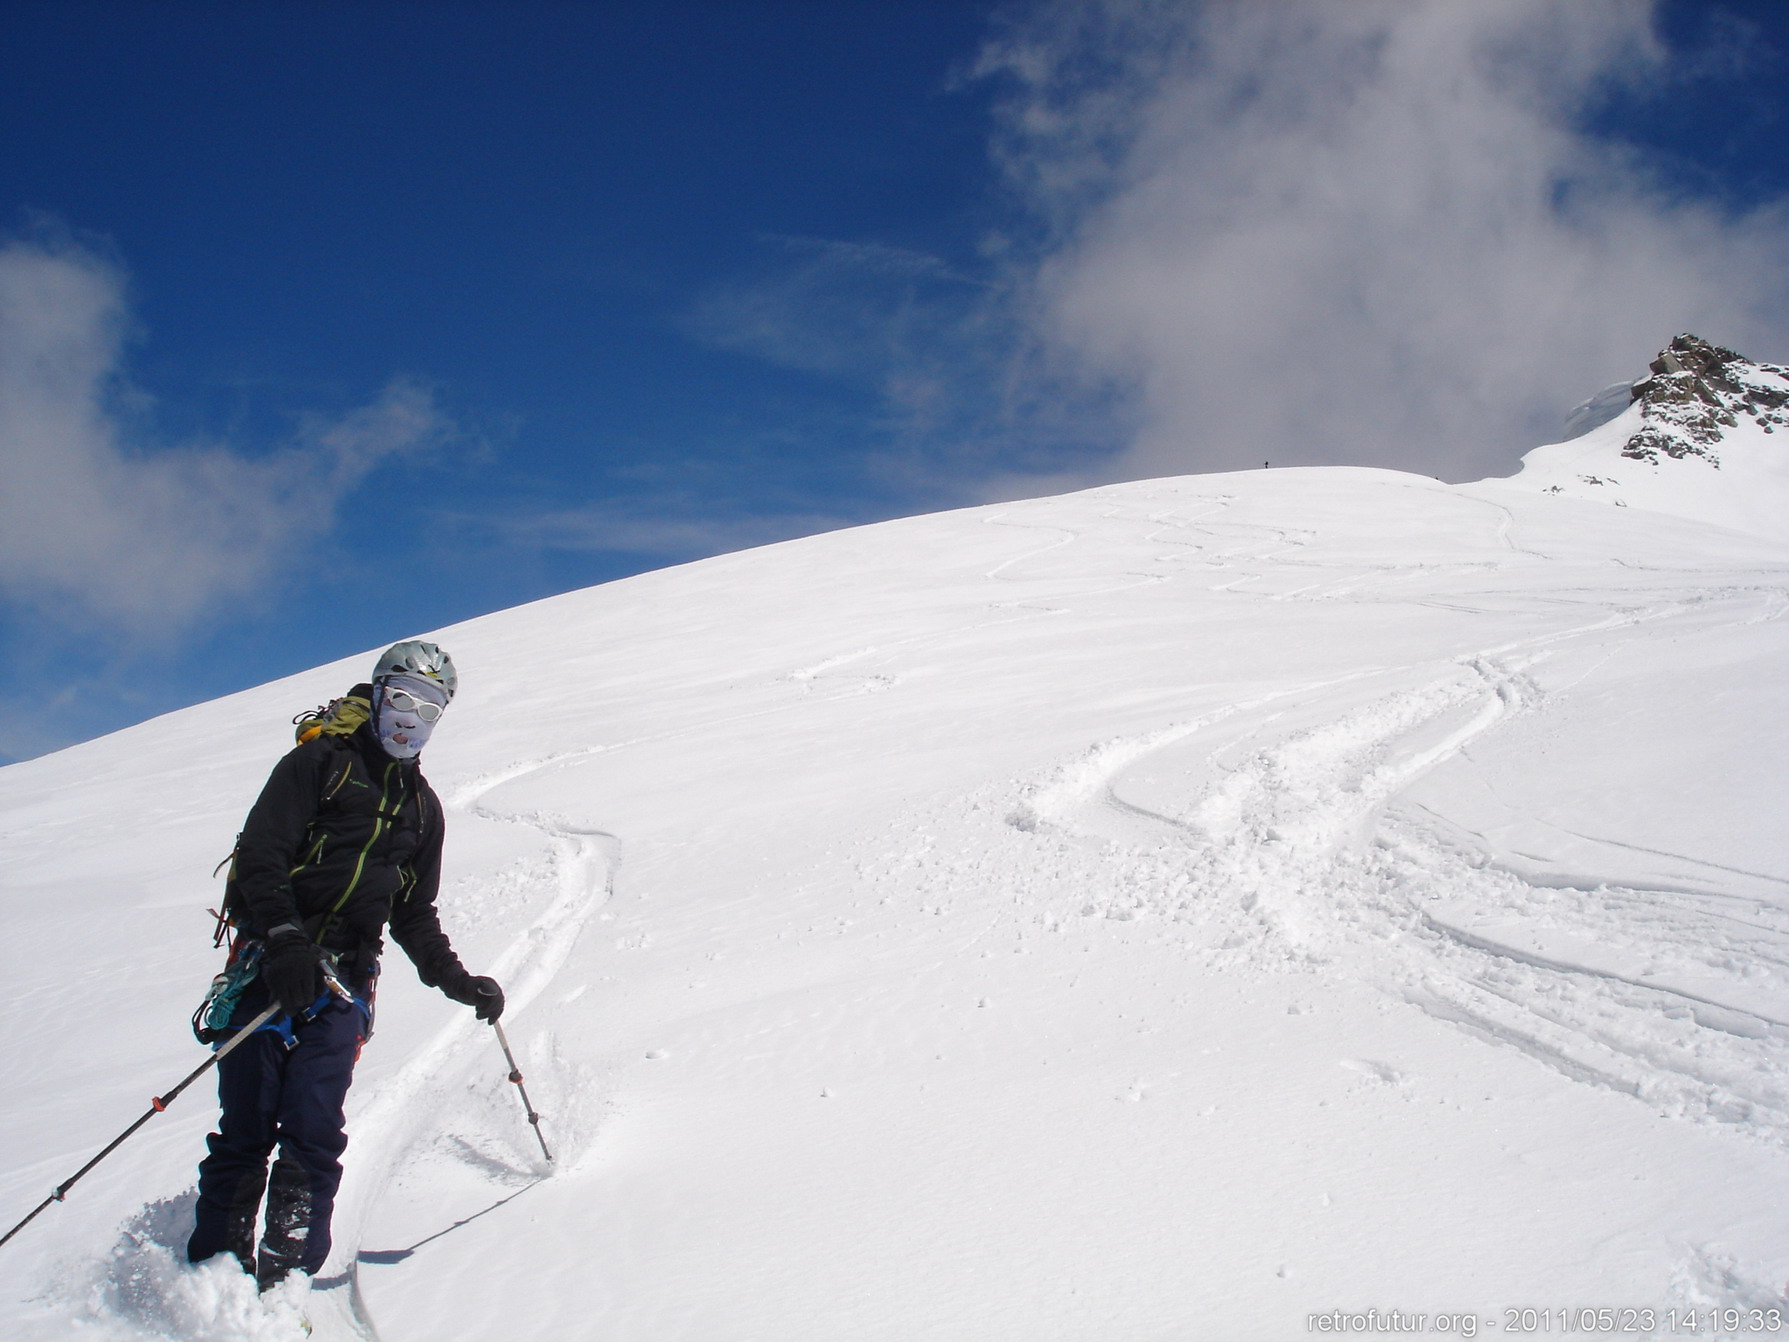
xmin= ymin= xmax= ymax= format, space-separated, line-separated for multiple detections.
xmin=1495 ymin=334 xmax=1789 ymax=543
xmin=1621 ymin=334 xmax=1789 ymax=467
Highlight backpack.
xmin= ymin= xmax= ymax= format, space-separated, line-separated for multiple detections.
xmin=207 ymin=689 xmax=376 ymax=945
xmin=293 ymin=691 xmax=373 ymax=744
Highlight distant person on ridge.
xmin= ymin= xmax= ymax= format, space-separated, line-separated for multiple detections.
xmin=187 ymin=640 xmax=504 ymax=1289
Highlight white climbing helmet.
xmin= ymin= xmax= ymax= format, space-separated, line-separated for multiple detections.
xmin=371 ymin=639 xmax=458 ymax=700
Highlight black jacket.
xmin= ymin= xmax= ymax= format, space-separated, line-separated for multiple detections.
xmin=228 ymin=691 xmax=465 ymax=987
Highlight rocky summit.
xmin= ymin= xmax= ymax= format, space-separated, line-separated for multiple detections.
xmin=1501 ymin=333 xmax=1789 ymax=542
xmin=1622 ymin=333 xmax=1789 ymax=467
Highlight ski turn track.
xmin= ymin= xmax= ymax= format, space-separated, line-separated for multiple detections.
xmin=1007 ymin=605 xmax=1789 ymax=1153
xmin=318 ymin=791 xmax=618 ymax=1339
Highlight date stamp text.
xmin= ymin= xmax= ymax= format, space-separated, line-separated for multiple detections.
xmin=1306 ymin=1306 xmax=1786 ymax=1336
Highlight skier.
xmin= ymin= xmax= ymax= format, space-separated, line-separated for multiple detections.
xmin=187 ymin=640 xmax=504 ymax=1289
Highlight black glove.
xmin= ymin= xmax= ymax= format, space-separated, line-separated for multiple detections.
xmin=442 ymin=970 xmax=505 ymax=1022
xmin=262 ymin=930 xmax=322 ymax=1017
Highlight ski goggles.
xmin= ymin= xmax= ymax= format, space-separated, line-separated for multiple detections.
xmin=380 ymin=683 xmax=447 ymax=722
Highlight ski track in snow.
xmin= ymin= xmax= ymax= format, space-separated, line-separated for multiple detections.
xmin=839 ymin=496 xmax=1789 ymax=1167
xmin=980 ymin=510 xmax=1177 ymax=612
xmin=317 ymin=773 xmax=620 ymax=1338
xmin=991 ymin=582 xmax=1789 ymax=1152
xmin=775 ymin=497 xmax=1257 ymax=700
xmin=857 ymin=495 xmax=1789 ymax=1179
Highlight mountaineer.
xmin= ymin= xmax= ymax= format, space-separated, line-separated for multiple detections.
xmin=187 ymin=639 xmax=503 ymax=1288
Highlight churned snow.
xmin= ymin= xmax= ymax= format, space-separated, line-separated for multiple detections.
xmin=1 ymin=403 xmax=1787 ymax=1339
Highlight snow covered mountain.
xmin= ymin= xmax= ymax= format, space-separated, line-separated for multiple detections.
xmin=2 ymin=338 xmax=1787 ymax=1340
xmin=1509 ymin=333 xmax=1789 ymax=540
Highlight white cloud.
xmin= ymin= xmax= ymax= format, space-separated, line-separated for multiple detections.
xmin=477 ymin=496 xmax=858 ymax=563
xmin=0 ymin=236 xmax=450 ymax=632
xmin=978 ymin=0 xmax=1789 ymax=482
xmin=683 ymin=228 xmax=1130 ymax=497
xmin=688 ymin=235 xmax=979 ymax=385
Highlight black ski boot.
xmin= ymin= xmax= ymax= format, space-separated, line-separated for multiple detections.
xmin=256 ymin=1156 xmax=314 ymax=1292
xmin=221 ymin=1206 xmax=258 ymax=1281
xmin=187 ymin=1166 xmax=264 ymax=1279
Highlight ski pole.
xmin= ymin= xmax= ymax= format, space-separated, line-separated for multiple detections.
xmin=491 ymin=1020 xmax=553 ymax=1164
xmin=0 ymin=1002 xmax=281 ymax=1252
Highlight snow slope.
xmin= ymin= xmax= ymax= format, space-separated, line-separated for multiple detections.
xmin=3 ymin=391 xmax=1788 ymax=1338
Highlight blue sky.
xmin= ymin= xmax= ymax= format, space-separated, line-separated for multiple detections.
xmin=2 ymin=0 xmax=1786 ymax=762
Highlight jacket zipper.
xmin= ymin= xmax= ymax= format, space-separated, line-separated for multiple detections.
xmin=290 ymin=833 xmax=326 ymax=875
xmin=324 ymin=760 xmax=357 ymax=800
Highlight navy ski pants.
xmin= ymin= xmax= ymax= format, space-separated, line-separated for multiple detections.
xmin=187 ymin=972 xmax=370 ymax=1277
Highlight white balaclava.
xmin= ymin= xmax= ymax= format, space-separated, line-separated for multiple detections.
xmin=374 ymin=673 xmax=449 ymax=760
